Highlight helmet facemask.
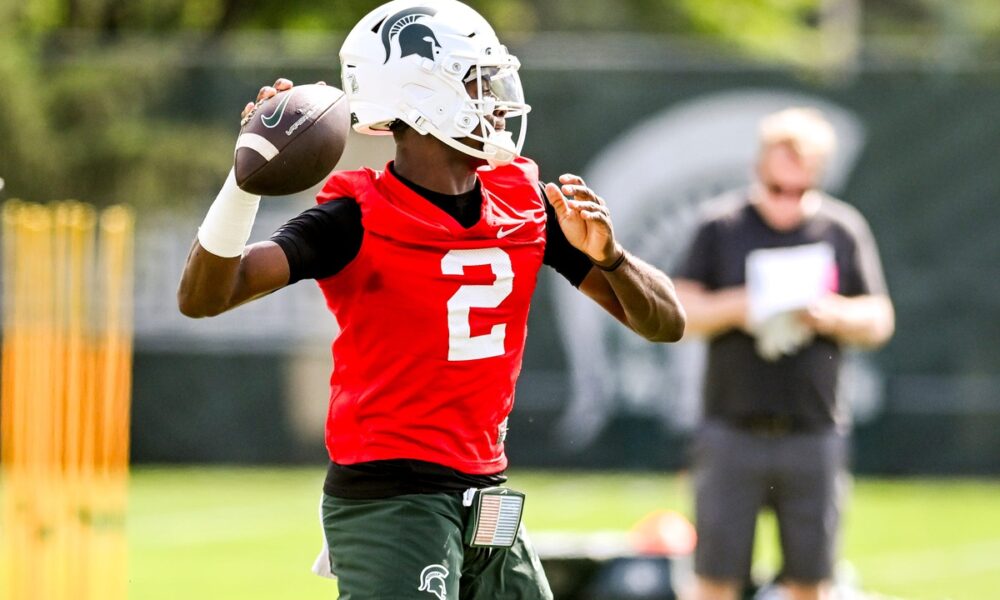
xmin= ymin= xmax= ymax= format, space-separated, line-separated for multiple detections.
xmin=426 ymin=55 xmax=529 ymax=168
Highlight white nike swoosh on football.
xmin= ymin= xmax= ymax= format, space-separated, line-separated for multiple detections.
xmin=497 ymin=223 xmax=526 ymax=238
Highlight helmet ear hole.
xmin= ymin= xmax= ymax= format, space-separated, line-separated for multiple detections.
xmin=455 ymin=113 xmax=475 ymax=133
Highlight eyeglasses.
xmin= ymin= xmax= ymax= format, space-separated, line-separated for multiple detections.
xmin=763 ymin=181 xmax=811 ymax=199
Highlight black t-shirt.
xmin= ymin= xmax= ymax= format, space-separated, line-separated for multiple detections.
xmin=675 ymin=191 xmax=888 ymax=430
xmin=271 ymin=165 xmax=594 ymax=498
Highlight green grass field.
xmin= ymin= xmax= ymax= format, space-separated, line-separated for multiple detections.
xmin=124 ymin=468 xmax=1000 ymax=599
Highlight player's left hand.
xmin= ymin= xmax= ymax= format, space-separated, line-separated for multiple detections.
xmin=544 ymin=174 xmax=623 ymax=268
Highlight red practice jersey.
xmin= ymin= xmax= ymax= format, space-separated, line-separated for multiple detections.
xmin=314 ymin=158 xmax=547 ymax=474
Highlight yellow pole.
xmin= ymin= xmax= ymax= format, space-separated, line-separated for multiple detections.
xmin=1 ymin=201 xmax=25 ymax=600
xmin=1 ymin=201 xmax=133 ymax=600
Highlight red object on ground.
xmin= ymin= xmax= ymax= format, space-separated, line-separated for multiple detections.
xmin=629 ymin=510 xmax=698 ymax=556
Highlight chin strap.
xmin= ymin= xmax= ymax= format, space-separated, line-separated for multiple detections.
xmin=412 ymin=115 xmax=525 ymax=168
xmin=483 ymin=132 xmax=517 ymax=168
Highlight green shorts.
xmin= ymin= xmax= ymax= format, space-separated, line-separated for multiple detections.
xmin=320 ymin=491 xmax=553 ymax=600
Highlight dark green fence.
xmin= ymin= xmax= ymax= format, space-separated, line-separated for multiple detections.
xmin=7 ymin=35 xmax=998 ymax=473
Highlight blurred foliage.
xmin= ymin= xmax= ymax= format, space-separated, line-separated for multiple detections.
xmin=0 ymin=0 xmax=236 ymax=208
xmin=0 ymin=0 xmax=997 ymax=209
xmin=678 ymin=0 xmax=824 ymax=64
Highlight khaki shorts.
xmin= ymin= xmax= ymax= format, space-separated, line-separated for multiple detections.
xmin=319 ymin=491 xmax=553 ymax=599
xmin=692 ymin=420 xmax=848 ymax=583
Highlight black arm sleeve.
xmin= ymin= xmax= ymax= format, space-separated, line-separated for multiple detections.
xmin=542 ymin=196 xmax=594 ymax=287
xmin=270 ymin=198 xmax=364 ymax=284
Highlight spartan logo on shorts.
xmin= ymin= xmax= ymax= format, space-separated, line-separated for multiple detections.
xmin=418 ymin=564 xmax=449 ymax=599
xmin=379 ymin=7 xmax=441 ymax=64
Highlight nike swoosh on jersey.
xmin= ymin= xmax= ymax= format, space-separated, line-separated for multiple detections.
xmin=496 ymin=223 xmax=526 ymax=238
xmin=261 ymin=91 xmax=294 ymax=129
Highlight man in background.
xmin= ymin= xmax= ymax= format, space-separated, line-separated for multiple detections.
xmin=673 ymin=107 xmax=894 ymax=600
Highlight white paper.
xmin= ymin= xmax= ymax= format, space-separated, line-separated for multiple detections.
xmin=746 ymin=242 xmax=835 ymax=326
xmin=746 ymin=243 xmax=835 ymax=361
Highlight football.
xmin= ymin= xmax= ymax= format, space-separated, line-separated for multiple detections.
xmin=234 ymin=83 xmax=351 ymax=196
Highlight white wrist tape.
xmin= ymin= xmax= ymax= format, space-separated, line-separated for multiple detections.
xmin=197 ymin=169 xmax=262 ymax=258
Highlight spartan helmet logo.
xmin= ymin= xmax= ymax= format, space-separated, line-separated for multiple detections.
xmin=380 ymin=7 xmax=441 ymax=64
xmin=418 ymin=563 xmax=449 ymax=599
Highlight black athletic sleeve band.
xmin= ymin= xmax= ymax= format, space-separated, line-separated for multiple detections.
xmin=541 ymin=186 xmax=593 ymax=287
xmin=270 ymin=198 xmax=364 ymax=284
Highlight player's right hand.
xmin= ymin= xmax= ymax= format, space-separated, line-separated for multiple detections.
xmin=240 ymin=78 xmax=295 ymax=125
xmin=239 ymin=78 xmax=328 ymax=126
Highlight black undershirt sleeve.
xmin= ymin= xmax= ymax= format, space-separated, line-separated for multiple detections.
xmin=541 ymin=187 xmax=594 ymax=288
xmin=270 ymin=198 xmax=363 ymax=284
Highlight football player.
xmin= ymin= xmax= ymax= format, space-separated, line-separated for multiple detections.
xmin=178 ymin=1 xmax=686 ymax=597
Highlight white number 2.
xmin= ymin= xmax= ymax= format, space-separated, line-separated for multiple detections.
xmin=441 ymin=248 xmax=514 ymax=361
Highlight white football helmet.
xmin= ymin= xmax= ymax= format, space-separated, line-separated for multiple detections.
xmin=340 ymin=0 xmax=530 ymax=167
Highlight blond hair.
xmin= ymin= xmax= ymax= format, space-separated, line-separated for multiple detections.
xmin=758 ymin=107 xmax=837 ymax=167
